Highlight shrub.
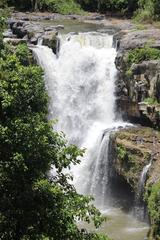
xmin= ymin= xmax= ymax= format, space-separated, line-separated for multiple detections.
xmin=126 ymin=47 xmax=160 ymax=69
xmin=146 ymin=182 xmax=160 ymax=238
xmin=134 ymin=0 xmax=160 ymax=22
xmin=76 ymin=0 xmax=138 ymax=14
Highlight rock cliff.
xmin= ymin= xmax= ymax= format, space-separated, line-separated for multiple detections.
xmin=110 ymin=127 xmax=160 ymax=191
xmin=114 ymin=29 xmax=160 ymax=128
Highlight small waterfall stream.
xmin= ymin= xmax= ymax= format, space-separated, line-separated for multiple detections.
xmin=139 ymin=162 xmax=152 ymax=198
xmin=134 ymin=160 xmax=152 ymax=221
xmin=32 ymin=30 xmax=149 ymax=240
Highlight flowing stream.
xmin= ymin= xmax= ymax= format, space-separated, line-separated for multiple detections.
xmin=134 ymin=161 xmax=152 ymax=221
xmin=32 ymin=26 xmax=149 ymax=240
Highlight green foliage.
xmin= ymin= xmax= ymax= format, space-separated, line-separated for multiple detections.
xmin=134 ymin=8 xmax=153 ymax=23
xmin=124 ymin=47 xmax=160 ymax=79
xmin=144 ymin=97 xmax=158 ymax=105
xmin=145 ymin=182 xmax=160 ymax=238
xmin=7 ymin=0 xmax=83 ymax=14
xmin=5 ymin=0 xmax=160 ymax=19
xmin=76 ymin=0 xmax=138 ymax=14
xmin=134 ymin=0 xmax=160 ymax=22
xmin=15 ymin=44 xmax=33 ymax=65
xmin=117 ymin=144 xmax=127 ymax=160
xmin=0 ymin=43 xmax=108 ymax=239
xmin=0 ymin=3 xmax=9 ymax=49
xmin=117 ymin=144 xmax=133 ymax=163
xmin=126 ymin=47 xmax=160 ymax=69
xmin=38 ymin=0 xmax=83 ymax=14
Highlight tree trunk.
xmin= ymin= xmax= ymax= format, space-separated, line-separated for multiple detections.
xmin=31 ymin=0 xmax=38 ymax=11
xmin=34 ymin=0 xmax=38 ymax=12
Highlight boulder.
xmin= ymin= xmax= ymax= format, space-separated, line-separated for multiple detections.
xmin=9 ymin=19 xmax=58 ymax=51
xmin=118 ymin=29 xmax=160 ymax=51
xmin=3 ymin=30 xmax=17 ymax=39
xmin=42 ymin=31 xmax=58 ymax=54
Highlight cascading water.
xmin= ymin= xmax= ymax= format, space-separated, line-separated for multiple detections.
xmin=134 ymin=160 xmax=152 ymax=221
xmin=139 ymin=162 xmax=152 ymax=198
xmin=33 ymin=32 xmax=125 ymax=208
xmin=32 ymin=29 xmax=149 ymax=239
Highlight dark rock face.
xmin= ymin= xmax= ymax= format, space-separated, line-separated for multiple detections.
xmin=115 ymin=29 xmax=160 ymax=128
xmin=6 ymin=20 xmax=58 ymax=53
xmin=42 ymin=32 xmax=58 ymax=53
xmin=115 ymin=57 xmax=160 ymax=127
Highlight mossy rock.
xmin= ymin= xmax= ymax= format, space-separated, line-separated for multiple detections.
xmin=112 ymin=127 xmax=160 ymax=191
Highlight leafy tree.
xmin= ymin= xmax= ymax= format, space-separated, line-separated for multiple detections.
xmin=0 ymin=41 xmax=108 ymax=240
xmin=134 ymin=0 xmax=160 ymax=22
xmin=76 ymin=0 xmax=138 ymax=14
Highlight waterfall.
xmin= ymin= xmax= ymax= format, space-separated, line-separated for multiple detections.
xmin=32 ymin=32 xmax=128 ymax=210
xmin=138 ymin=162 xmax=152 ymax=198
xmin=133 ymin=161 xmax=152 ymax=220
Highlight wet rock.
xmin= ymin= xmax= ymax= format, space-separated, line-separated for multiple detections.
xmin=110 ymin=127 xmax=160 ymax=191
xmin=3 ymin=30 xmax=17 ymax=38
xmin=44 ymin=25 xmax=64 ymax=32
xmin=56 ymin=25 xmax=64 ymax=30
xmin=30 ymin=37 xmax=38 ymax=45
xmin=8 ymin=18 xmax=59 ymax=52
xmin=42 ymin=31 xmax=58 ymax=53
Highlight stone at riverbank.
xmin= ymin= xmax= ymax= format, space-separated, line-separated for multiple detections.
xmin=10 ymin=11 xmax=105 ymax=22
xmin=7 ymin=19 xmax=58 ymax=53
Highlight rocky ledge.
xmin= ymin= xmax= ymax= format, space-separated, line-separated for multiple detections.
xmin=115 ymin=29 xmax=160 ymax=52
xmin=5 ymin=12 xmax=136 ymax=54
xmin=110 ymin=127 xmax=160 ymax=191
xmin=4 ymin=19 xmax=63 ymax=53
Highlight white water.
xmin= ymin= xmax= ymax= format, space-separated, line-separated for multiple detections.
xmin=32 ymin=31 xmax=149 ymax=239
xmin=33 ymin=32 xmax=126 ymax=207
xmin=139 ymin=162 xmax=152 ymax=198
xmin=133 ymin=161 xmax=151 ymax=221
